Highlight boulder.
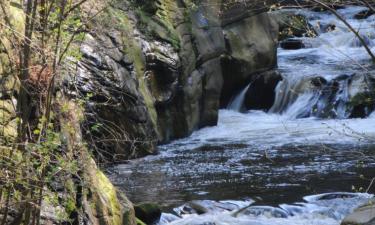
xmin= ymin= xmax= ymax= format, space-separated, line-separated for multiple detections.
xmin=66 ymin=0 xmax=280 ymax=157
xmin=273 ymin=73 xmax=375 ymax=119
xmin=243 ymin=70 xmax=282 ymax=111
xmin=57 ymin=100 xmax=137 ymax=225
xmin=348 ymin=74 xmax=375 ymax=118
xmin=311 ymin=76 xmax=328 ymax=87
xmin=221 ymin=12 xmax=279 ymax=106
xmin=341 ymin=200 xmax=375 ymax=225
xmin=67 ymin=33 xmax=158 ymax=160
xmin=134 ymin=203 xmax=162 ymax=224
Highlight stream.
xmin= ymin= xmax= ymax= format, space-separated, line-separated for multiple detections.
xmin=109 ymin=6 xmax=375 ymax=225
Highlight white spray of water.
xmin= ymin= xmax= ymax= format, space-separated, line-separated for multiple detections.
xmin=227 ymin=83 xmax=252 ymax=111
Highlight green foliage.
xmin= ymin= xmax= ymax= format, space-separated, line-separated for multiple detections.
xmin=133 ymin=2 xmax=180 ymax=50
xmin=0 ymin=0 xmax=93 ymax=224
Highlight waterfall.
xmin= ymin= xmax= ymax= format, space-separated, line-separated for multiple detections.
xmin=228 ymin=6 xmax=375 ymax=118
xmin=268 ymin=73 xmax=375 ymax=119
xmin=227 ymin=83 xmax=251 ymax=111
xmin=267 ymin=6 xmax=375 ymax=119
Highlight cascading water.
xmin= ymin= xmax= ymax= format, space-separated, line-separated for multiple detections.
xmin=227 ymin=83 xmax=251 ymax=111
xmin=270 ymin=6 xmax=375 ymax=119
xmin=109 ymin=6 xmax=375 ymax=225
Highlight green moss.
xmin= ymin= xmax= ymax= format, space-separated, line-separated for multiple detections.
xmin=135 ymin=6 xmax=180 ymax=49
xmin=96 ymin=6 xmax=159 ymax=131
xmin=349 ymin=92 xmax=375 ymax=107
xmin=134 ymin=203 xmax=161 ymax=224
xmin=9 ymin=1 xmax=25 ymax=33
xmin=95 ymin=169 xmax=122 ymax=225
xmin=0 ymin=100 xmax=15 ymax=124
xmin=153 ymin=0 xmax=182 ymax=49
xmin=0 ymin=100 xmax=17 ymax=143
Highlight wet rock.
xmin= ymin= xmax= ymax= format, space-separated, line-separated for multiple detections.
xmin=270 ymin=72 xmax=375 ymax=119
xmin=175 ymin=200 xmax=246 ymax=217
xmin=323 ymin=24 xmax=336 ymax=32
xmin=348 ymin=74 xmax=375 ymax=118
xmin=341 ymin=199 xmax=375 ymax=225
xmin=349 ymin=91 xmax=375 ymax=118
xmin=235 ymin=206 xmax=289 ymax=218
xmin=68 ymin=33 xmax=158 ymax=160
xmin=243 ymin=70 xmax=282 ymax=111
xmin=313 ymin=192 xmax=359 ymax=201
xmin=221 ymin=12 xmax=278 ymax=107
xmin=311 ymin=76 xmax=327 ymax=87
xmin=272 ymin=12 xmax=317 ymax=41
xmin=309 ymin=73 xmax=375 ymax=119
xmin=354 ymin=9 xmax=375 ymax=20
xmin=135 ymin=203 xmax=161 ymax=224
xmin=280 ymin=38 xmax=305 ymax=50
xmin=66 ymin=0 xmax=280 ymax=159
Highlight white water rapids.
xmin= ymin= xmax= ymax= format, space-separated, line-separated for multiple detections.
xmin=110 ymin=6 xmax=375 ymax=225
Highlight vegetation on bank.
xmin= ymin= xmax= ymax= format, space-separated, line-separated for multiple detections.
xmin=0 ymin=0 xmax=137 ymax=224
xmin=1 ymin=0 xmax=375 ymax=224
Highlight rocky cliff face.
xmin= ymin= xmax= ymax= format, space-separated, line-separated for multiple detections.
xmin=0 ymin=0 xmax=279 ymax=224
xmin=69 ymin=0 xmax=279 ymax=160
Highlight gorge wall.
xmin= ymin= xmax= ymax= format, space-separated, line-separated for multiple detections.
xmin=0 ymin=0 xmax=279 ymax=224
xmin=67 ymin=0 xmax=279 ymax=161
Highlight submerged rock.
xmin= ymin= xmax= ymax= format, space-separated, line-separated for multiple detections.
xmin=175 ymin=200 xmax=244 ymax=216
xmin=235 ymin=206 xmax=289 ymax=218
xmin=354 ymin=9 xmax=375 ymax=20
xmin=311 ymin=192 xmax=360 ymax=201
xmin=280 ymin=38 xmax=305 ymax=50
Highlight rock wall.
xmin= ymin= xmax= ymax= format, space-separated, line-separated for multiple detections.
xmin=0 ymin=0 xmax=22 ymax=146
xmin=69 ymin=0 xmax=279 ymax=159
xmin=0 ymin=0 xmax=279 ymax=224
xmin=0 ymin=2 xmax=137 ymax=225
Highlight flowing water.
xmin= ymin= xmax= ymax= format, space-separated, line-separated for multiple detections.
xmin=227 ymin=83 xmax=251 ymax=111
xmin=109 ymin=6 xmax=375 ymax=224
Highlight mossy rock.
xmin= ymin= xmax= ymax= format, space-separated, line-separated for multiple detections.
xmin=135 ymin=1 xmax=181 ymax=49
xmin=275 ymin=13 xmax=316 ymax=41
xmin=134 ymin=203 xmax=161 ymax=225
xmin=9 ymin=0 xmax=25 ymax=33
xmin=349 ymin=92 xmax=375 ymax=107
xmin=0 ymin=100 xmax=17 ymax=142
xmin=84 ymin=157 xmax=137 ymax=225
xmin=0 ymin=100 xmax=15 ymax=124
xmin=348 ymin=92 xmax=375 ymax=118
